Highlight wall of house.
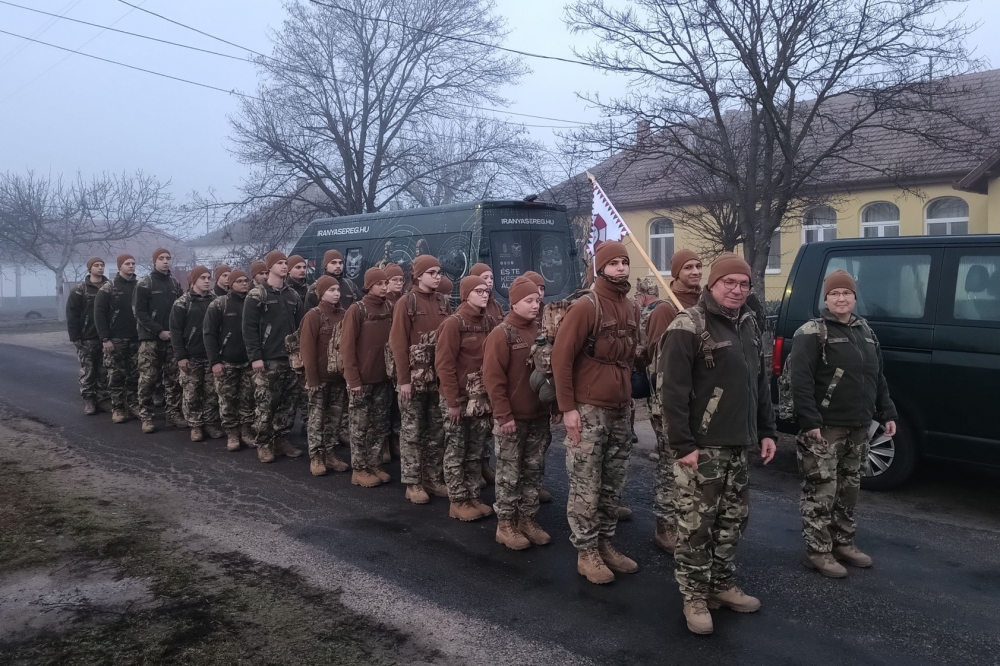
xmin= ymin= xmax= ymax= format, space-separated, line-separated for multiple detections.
xmin=619 ymin=183 xmax=991 ymax=305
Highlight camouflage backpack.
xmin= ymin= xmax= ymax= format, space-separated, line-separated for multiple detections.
xmin=643 ymin=300 xmax=679 ymax=418
xmin=528 ymin=289 xmax=608 ymax=404
xmin=325 ymin=319 xmax=345 ymax=375
xmin=447 ymin=311 xmax=496 ymax=417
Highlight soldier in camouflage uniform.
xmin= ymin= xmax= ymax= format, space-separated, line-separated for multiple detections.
xmin=341 ymin=268 xmax=394 ymax=486
xmin=788 ymin=269 xmax=897 ymax=577
xmin=659 ymin=253 xmax=776 ymax=635
xmin=285 ymin=254 xmax=310 ymax=432
xmin=134 ymin=248 xmax=185 ymax=433
xmin=243 ymin=251 xmax=305 ymax=462
xmin=551 ymin=242 xmax=640 ymax=585
xmin=250 ymin=261 xmax=268 ymax=286
xmin=204 ymin=270 xmax=255 ymax=451
xmin=388 ymin=255 xmax=451 ymax=504
xmin=66 ymin=257 xmax=109 ymax=414
xmin=95 ymin=254 xmax=140 ymax=423
xmin=483 ymin=277 xmax=554 ymax=549
xmin=213 ymin=264 xmax=232 ymax=297
xmin=170 ymin=266 xmax=222 ymax=442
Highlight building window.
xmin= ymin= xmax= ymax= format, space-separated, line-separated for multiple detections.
xmin=861 ymin=202 xmax=901 ymax=238
xmin=649 ymin=218 xmax=674 ymax=273
xmin=767 ymin=230 xmax=782 ymax=272
xmin=802 ymin=206 xmax=838 ymax=243
xmin=926 ymin=197 xmax=969 ymax=236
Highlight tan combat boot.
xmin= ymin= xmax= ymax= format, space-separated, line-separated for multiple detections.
xmin=310 ymin=451 xmax=328 ymax=476
xmin=405 ymin=484 xmax=430 ymax=504
xmin=112 ymin=409 xmax=128 ymax=424
xmin=190 ymin=426 xmax=205 ymax=442
xmin=205 ymin=424 xmax=225 ymax=440
xmin=274 ymin=439 xmax=303 ymax=458
xmin=226 ymin=431 xmax=241 ymax=452
xmin=683 ymin=599 xmax=714 ymax=635
xmin=708 ymin=586 xmax=761 ymax=613
xmin=240 ymin=425 xmax=256 ymax=448
xmin=496 ymin=519 xmax=530 ymax=550
xmin=615 ymin=506 xmax=633 ymax=521
xmin=655 ymin=519 xmax=677 ymax=554
xmin=84 ymin=401 xmax=98 ymax=415
xmin=324 ymin=452 xmax=349 ymax=472
xmin=577 ymin=548 xmax=615 ymax=585
xmin=833 ymin=544 xmax=873 ymax=568
xmin=257 ymin=443 xmax=275 ymax=463
xmin=141 ymin=420 xmax=156 ymax=434
xmin=373 ymin=466 xmax=391 ymax=483
xmin=351 ymin=469 xmax=383 ymax=487
xmin=470 ymin=496 xmax=493 ymax=518
xmin=598 ymin=539 xmax=639 ymax=574
xmin=424 ymin=480 xmax=449 ymax=498
xmin=804 ymin=552 xmax=848 ymax=578
xmin=538 ymin=487 xmax=553 ymax=503
xmin=517 ymin=516 xmax=551 ymax=546
xmin=448 ymin=500 xmax=483 ymax=522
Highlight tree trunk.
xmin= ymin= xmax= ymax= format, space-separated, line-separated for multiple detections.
xmin=55 ymin=268 xmax=67 ymax=322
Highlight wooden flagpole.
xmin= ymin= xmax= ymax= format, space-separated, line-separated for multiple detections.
xmin=586 ymin=172 xmax=684 ymax=311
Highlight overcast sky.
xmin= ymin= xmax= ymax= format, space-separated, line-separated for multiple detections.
xmin=2 ymin=0 xmax=999 ymax=234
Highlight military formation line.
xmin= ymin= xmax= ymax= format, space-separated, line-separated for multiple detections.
xmin=65 ymin=241 xmax=895 ymax=635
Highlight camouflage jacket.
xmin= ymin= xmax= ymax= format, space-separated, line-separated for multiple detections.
xmin=169 ymin=290 xmax=215 ymax=360
xmin=203 ymin=291 xmax=249 ymax=365
xmin=66 ymin=277 xmax=108 ymax=342
xmin=133 ymin=270 xmax=183 ymax=341
xmin=243 ymin=280 xmax=303 ymax=362
xmin=659 ymin=291 xmax=776 ymax=457
xmin=787 ymin=309 xmax=898 ymax=431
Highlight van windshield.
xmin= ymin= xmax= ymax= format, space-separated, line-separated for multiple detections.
xmin=489 ymin=229 xmax=573 ymax=298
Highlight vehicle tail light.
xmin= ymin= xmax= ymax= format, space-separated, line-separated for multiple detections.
xmin=772 ymin=336 xmax=784 ymax=376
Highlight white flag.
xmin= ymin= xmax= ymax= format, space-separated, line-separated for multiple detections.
xmin=588 ymin=174 xmax=632 ymax=257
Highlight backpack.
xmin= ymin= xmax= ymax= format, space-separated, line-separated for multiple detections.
xmin=385 ymin=291 xmax=450 ymax=385
xmin=644 ymin=300 xmax=680 ymax=417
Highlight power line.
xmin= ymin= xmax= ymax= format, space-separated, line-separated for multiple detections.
xmin=0 ymin=0 xmax=81 ymax=68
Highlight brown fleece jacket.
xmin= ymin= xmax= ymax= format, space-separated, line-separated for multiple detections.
xmin=341 ymin=292 xmax=393 ymax=388
xmin=485 ymin=297 xmax=504 ymax=323
xmin=435 ymin=302 xmax=492 ymax=408
xmin=483 ymin=311 xmax=547 ymax=424
xmin=552 ymin=277 xmax=639 ymax=412
xmin=646 ymin=282 xmax=702 ymax=350
xmin=389 ymin=289 xmax=450 ymax=386
xmin=299 ymin=300 xmax=344 ymax=387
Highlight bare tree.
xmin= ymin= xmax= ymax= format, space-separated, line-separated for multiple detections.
xmin=566 ymin=0 xmax=989 ymax=294
xmin=227 ymin=0 xmax=526 ymax=244
xmin=0 ymin=171 xmax=174 ymax=321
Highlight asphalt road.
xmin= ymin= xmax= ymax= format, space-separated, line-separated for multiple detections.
xmin=2 ymin=341 xmax=999 ymax=666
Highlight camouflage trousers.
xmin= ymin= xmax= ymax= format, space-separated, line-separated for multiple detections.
xmin=441 ymin=396 xmax=491 ymax=502
xmin=307 ymin=379 xmax=347 ymax=456
xmin=493 ymin=416 xmax=549 ymax=520
xmin=398 ymin=390 xmax=445 ymax=486
xmin=565 ymin=403 xmax=632 ymax=550
xmin=348 ymin=380 xmax=392 ymax=471
xmin=253 ymin=360 xmax=299 ymax=447
xmin=651 ymin=414 xmax=677 ymax=526
xmin=76 ymin=339 xmax=108 ymax=403
xmin=798 ymin=425 xmax=870 ymax=554
xmin=214 ymin=362 xmax=255 ymax=432
xmin=137 ymin=339 xmax=182 ymax=421
xmin=179 ymin=358 xmax=219 ymax=428
xmin=673 ymin=447 xmax=749 ymax=602
xmin=103 ymin=338 xmax=139 ymax=413
xmin=294 ymin=368 xmax=307 ymax=429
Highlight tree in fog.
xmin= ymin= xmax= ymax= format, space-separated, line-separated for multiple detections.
xmin=566 ymin=0 xmax=989 ymax=294
xmin=0 ymin=171 xmax=174 ymax=320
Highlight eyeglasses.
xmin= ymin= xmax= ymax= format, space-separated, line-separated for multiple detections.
xmin=827 ymin=290 xmax=854 ymax=300
xmin=472 ymin=288 xmax=491 ymax=297
xmin=425 ymin=269 xmax=441 ymax=277
xmin=719 ymin=278 xmax=751 ymax=293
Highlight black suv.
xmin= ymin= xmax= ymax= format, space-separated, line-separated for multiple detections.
xmin=771 ymin=235 xmax=1000 ymax=489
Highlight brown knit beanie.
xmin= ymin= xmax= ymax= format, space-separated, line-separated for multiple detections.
xmin=460 ymin=275 xmax=486 ymax=301
xmin=188 ymin=265 xmax=210 ymax=287
xmin=287 ymin=254 xmax=306 ymax=269
xmin=508 ymin=276 xmax=538 ymax=305
xmin=384 ymin=263 xmax=404 ymax=279
xmin=437 ymin=275 xmax=453 ymax=295
xmin=470 ymin=263 xmax=492 ymax=277
xmin=595 ymin=241 xmax=628 ymax=271
xmin=823 ymin=269 xmax=857 ymax=297
xmin=265 ymin=250 xmax=286 ymax=271
xmin=86 ymin=257 xmax=103 ymax=271
xmin=412 ymin=255 xmax=440 ymax=278
xmin=228 ymin=269 xmax=248 ymax=285
xmin=323 ymin=249 xmax=343 ymax=268
xmin=250 ymin=261 xmax=266 ymax=278
xmin=670 ymin=249 xmax=701 ymax=277
xmin=707 ymin=253 xmax=752 ymax=288
xmin=363 ymin=268 xmax=388 ymax=291
xmin=316 ymin=275 xmax=339 ymax=299
xmin=214 ymin=264 xmax=231 ymax=280
xmin=117 ymin=254 xmax=134 ymax=270
xmin=523 ymin=271 xmax=545 ymax=288
xmin=152 ymin=247 xmax=170 ymax=263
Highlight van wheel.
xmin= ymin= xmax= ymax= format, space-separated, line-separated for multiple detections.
xmin=860 ymin=418 xmax=917 ymax=491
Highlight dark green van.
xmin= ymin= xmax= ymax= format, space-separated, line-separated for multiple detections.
xmin=771 ymin=235 xmax=1000 ymax=489
xmin=289 ymin=200 xmax=580 ymax=306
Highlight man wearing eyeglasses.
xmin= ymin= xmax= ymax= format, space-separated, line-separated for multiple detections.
xmin=659 ymin=253 xmax=777 ymax=635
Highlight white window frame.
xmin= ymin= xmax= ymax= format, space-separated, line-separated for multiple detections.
xmin=860 ymin=202 xmax=901 ymax=238
xmin=925 ymin=197 xmax=969 ymax=236
xmin=802 ymin=206 xmax=838 ymax=244
xmin=648 ymin=218 xmax=675 ymax=275
xmin=766 ymin=230 xmax=782 ymax=274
